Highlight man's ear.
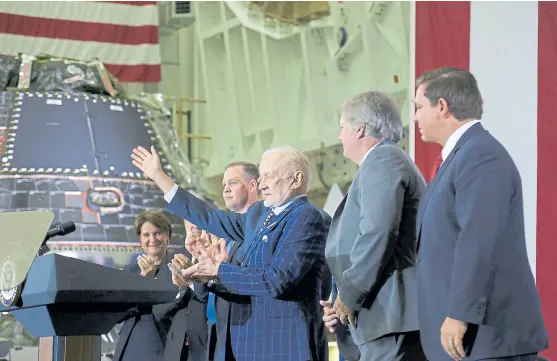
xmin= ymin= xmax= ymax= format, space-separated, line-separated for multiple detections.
xmin=438 ymin=97 xmax=450 ymax=118
xmin=356 ymin=125 xmax=366 ymax=139
xmin=290 ymin=171 xmax=304 ymax=189
xmin=248 ymin=179 xmax=258 ymax=192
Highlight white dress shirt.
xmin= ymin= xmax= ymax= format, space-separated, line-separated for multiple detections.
xmin=270 ymin=193 xmax=306 ymax=215
xmin=359 ymin=142 xmax=380 ymax=165
xmin=164 ymin=183 xmax=180 ymax=203
xmin=441 ymin=120 xmax=481 ymax=164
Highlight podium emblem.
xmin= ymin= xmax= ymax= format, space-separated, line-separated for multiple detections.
xmin=0 ymin=256 xmax=22 ymax=307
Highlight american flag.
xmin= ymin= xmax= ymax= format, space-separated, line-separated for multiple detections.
xmin=0 ymin=1 xmax=161 ymax=83
xmin=413 ymin=2 xmax=556 ymax=359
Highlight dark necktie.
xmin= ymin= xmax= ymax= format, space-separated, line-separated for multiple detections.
xmin=429 ymin=153 xmax=443 ymax=182
xmin=260 ymin=210 xmax=276 ymax=230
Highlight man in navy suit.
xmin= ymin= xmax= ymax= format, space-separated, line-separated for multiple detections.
xmin=131 ymin=145 xmax=330 ymax=361
xmin=413 ymin=67 xmax=548 ymax=361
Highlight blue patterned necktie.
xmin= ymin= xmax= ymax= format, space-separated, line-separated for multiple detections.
xmin=206 ymin=240 xmax=235 ymax=325
xmin=260 ymin=210 xmax=276 ymax=230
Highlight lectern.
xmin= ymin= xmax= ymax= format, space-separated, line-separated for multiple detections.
xmin=0 ymin=211 xmax=178 ymax=361
xmin=1 ymin=253 xmax=178 ymax=361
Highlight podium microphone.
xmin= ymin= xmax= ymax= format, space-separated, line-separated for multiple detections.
xmin=44 ymin=221 xmax=76 ymax=241
xmin=38 ymin=221 xmax=76 ymax=256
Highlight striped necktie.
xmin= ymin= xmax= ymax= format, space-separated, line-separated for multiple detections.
xmin=260 ymin=210 xmax=276 ymax=230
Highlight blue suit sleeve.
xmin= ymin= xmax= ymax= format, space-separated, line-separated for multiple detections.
xmin=168 ymin=186 xmax=246 ymax=242
xmin=216 ymin=208 xmax=327 ymax=298
xmin=447 ymin=151 xmax=514 ymax=324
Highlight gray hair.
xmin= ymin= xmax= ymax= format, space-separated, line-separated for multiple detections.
xmin=261 ymin=146 xmax=311 ymax=189
xmin=416 ymin=67 xmax=483 ymax=121
xmin=340 ymin=91 xmax=403 ymax=143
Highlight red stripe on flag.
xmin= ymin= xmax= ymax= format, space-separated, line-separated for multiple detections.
xmin=104 ymin=63 xmax=160 ymax=83
xmin=537 ymin=2 xmax=557 ymax=359
xmin=414 ymin=1 xmax=471 ymax=178
xmin=0 ymin=13 xmax=158 ymax=45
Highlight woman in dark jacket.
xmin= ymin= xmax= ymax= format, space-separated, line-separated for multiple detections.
xmin=113 ymin=211 xmax=208 ymax=361
xmin=113 ymin=210 xmax=179 ymax=361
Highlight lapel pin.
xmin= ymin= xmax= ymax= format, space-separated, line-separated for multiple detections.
xmin=262 ymin=235 xmax=268 ymax=242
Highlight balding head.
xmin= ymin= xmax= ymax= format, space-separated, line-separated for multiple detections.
xmin=258 ymin=146 xmax=310 ymax=207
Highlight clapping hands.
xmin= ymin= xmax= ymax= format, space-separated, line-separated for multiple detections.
xmin=182 ymin=234 xmax=229 ymax=283
xmin=137 ymin=254 xmax=157 ymax=278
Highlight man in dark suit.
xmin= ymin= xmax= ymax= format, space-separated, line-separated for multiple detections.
xmin=163 ymin=246 xmax=208 ymax=361
xmin=414 ymin=67 xmax=548 ymax=361
xmin=323 ymin=91 xmax=426 ymax=361
xmin=131 ymin=145 xmax=329 ymax=361
xmin=173 ymin=161 xmax=261 ymax=361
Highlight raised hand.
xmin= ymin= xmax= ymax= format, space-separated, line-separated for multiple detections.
xmin=131 ymin=146 xmax=162 ymax=181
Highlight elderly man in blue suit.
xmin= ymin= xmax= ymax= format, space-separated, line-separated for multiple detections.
xmin=414 ymin=67 xmax=548 ymax=361
xmin=131 ymin=145 xmax=330 ymax=361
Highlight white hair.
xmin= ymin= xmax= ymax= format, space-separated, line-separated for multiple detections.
xmin=261 ymin=146 xmax=311 ymax=190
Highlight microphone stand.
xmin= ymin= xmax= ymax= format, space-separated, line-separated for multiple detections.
xmin=37 ymin=231 xmax=56 ymax=257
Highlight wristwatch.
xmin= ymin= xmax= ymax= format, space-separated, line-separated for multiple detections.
xmin=207 ymin=278 xmax=219 ymax=287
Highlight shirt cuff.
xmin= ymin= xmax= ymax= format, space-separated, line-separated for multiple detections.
xmin=164 ymin=183 xmax=179 ymax=203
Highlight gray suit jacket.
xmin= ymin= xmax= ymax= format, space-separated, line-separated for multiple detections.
xmin=325 ymin=141 xmax=425 ymax=345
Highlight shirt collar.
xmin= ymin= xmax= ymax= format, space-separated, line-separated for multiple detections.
xmin=272 ymin=193 xmax=306 ymax=215
xmin=442 ymin=120 xmax=481 ymax=161
xmin=360 ymin=142 xmax=380 ymax=165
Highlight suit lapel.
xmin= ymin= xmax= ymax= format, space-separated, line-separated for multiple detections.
xmin=255 ymin=197 xmax=307 ymax=238
xmin=229 ymin=240 xmax=244 ymax=266
xmin=240 ymin=197 xmax=307 ymax=263
xmin=332 ymin=194 xmax=348 ymax=221
xmin=328 ymin=142 xmax=391 ymax=227
xmin=155 ymin=253 xmax=172 ymax=281
xmin=416 ymin=123 xmax=486 ymax=238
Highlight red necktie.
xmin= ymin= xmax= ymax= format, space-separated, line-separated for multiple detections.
xmin=429 ymin=153 xmax=443 ymax=182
